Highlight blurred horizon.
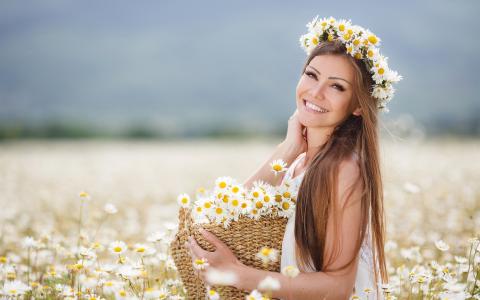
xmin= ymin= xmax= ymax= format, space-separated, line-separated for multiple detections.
xmin=1 ymin=0 xmax=479 ymax=139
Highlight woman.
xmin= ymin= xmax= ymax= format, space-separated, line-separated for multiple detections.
xmin=186 ymin=16 xmax=401 ymax=299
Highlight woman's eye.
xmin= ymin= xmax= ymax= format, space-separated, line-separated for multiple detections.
xmin=305 ymin=71 xmax=316 ymax=79
xmin=332 ymin=83 xmax=345 ymax=91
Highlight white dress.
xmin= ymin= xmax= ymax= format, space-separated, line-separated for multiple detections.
xmin=280 ymin=152 xmax=380 ymax=299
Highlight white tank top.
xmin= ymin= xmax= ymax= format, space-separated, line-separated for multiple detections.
xmin=279 ymin=152 xmax=380 ymax=299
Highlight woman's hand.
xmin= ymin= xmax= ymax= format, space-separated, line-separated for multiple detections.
xmin=280 ymin=109 xmax=308 ymax=157
xmin=185 ymin=228 xmax=242 ymax=285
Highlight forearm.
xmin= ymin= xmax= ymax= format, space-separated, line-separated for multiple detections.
xmin=243 ymin=142 xmax=300 ymax=189
xmin=232 ymin=263 xmax=353 ymax=300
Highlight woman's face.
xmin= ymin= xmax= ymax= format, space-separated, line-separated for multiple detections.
xmin=296 ymin=54 xmax=358 ymax=130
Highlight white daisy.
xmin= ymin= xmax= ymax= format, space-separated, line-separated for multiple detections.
xmin=238 ymin=199 xmax=252 ymax=215
xmin=108 ymin=241 xmax=127 ymax=255
xmin=144 ymin=288 xmax=163 ymax=299
xmin=278 ymin=199 xmax=295 ymax=219
xmin=364 ymin=29 xmax=381 ymax=46
xmin=2 ymin=280 xmax=30 ymax=296
xmin=248 ymin=208 xmax=262 ymax=220
xmin=104 ymin=203 xmax=118 ymax=214
xmin=229 ymin=183 xmax=244 ymax=196
xmin=214 ymin=176 xmax=233 ymax=191
xmin=177 ymin=193 xmax=191 ymax=208
xmin=133 ymin=243 xmax=156 ymax=256
xmin=256 ymin=247 xmax=279 ymax=265
xmin=281 ymin=265 xmax=300 ymax=278
xmin=372 ymin=84 xmax=393 ymax=101
xmin=205 ymin=268 xmax=238 ymax=286
xmin=207 ymin=288 xmax=220 ymax=300
xmin=197 ymin=198 xmax=215 ymax=216
xmin=193 ymin=257 xmax=209 ymax=270
xmin=102 ymin=280 xmax=123 ymax=295
xmin=246 ymin=289 xmax=264 ymax=300
xmin=21 ymin=236 xmax=38 ymax=249
xmin=435 ymin=240 xmax=450 ymax=252
xmin=257 ymin=276 xmax=281 ymax=292
xmin=270 ymin=159 xmax=288 ymax=175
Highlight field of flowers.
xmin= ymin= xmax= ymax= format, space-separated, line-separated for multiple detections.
xmin=0 ymin=138 xmax=478 ymax=299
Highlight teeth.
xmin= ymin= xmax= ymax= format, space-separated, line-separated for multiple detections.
xmin=305 ymin=100 xmax=328 ymax=113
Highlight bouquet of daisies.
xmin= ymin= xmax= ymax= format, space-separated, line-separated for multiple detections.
xmin=170 ymin=160 xmax=298 ymax=299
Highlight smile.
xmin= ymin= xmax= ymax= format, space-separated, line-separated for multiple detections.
xmin=303 ymin=99 xmax=329 ymax=113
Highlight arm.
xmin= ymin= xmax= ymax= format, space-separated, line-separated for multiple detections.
xmin=236 ymin=157 xmax=364 ymax=300
xmin=243 ymin=110 xmax=307 ymax=189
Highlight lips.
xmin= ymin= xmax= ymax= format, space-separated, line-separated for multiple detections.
xmin=303 ymin=99 xmax=329 ymax=113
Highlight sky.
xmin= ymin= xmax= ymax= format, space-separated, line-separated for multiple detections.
xmin=0 ymin=0 xmax=479 ymax=135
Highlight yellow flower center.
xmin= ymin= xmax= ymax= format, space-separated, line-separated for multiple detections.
xmin=114 ymin=246 xmax=122 ymax=253
xmin=232 ymin=199 xmax=239 ymax=206
xmin=283 ymin=191 xmax=291 ymax=198
xmin=311 ymin=36 xmax=319 ymax=45
xmin=219 ymin=182 xmax=227 ymax=188
xmin=222 ymin=195 xmax=229 ymax=203
xmin=241 ymin=203 xmax=247 ymax=209
xmin=327 ymin=34 xmax=334 ymax=42
xmin=204 ymin=202 xmax=211 ymax=208
xmin=368 ymin=35 xmax=378 ymax=44
xmin=378 ymin=68 xmax=385 ymax=75
xmin=273 ymin=164 xmax=282 ymax=171
xmin=354 ymin=53 xmax=362 ymax=59
xmin=275 ymin=194 xmax=282 ymax=202
xmin=353 ymin=39 xmax=360 ymax=46
xmin=119 ymin=290 xmax=127 ymax=297
xmin=282 ymin=202 xmax=290 ymax=210
xmin=232 ymin=186 xmax=239 ymax=193
xmin=181 ymin=197 xmax=188 ymax=204
xmin=367 ymin=50 xmax=374 ymax=57
xmin=261 ymin=248 xmax=272 ymax=256
xmin=338 ymin=24 xmax=345 ymax=31
xmin=255 ymin=201 xmax=263 ymax=209
xmin=264 ymin=195 xmax=270 ymax=202
xmin=105 ymin=282 xmax=113 ymax=287
xmin=253 ymin=191 xmax=259 ymax=198
xmin=209 ymin=290 xmax=217 ymax=295
xmin=215 ymin=207 xmax=223 ymax=214
xmin=136 ymin=247 xmax=145 ymax=253
xmin=321 ymin=21 xmax=327 ymax=27
xmin=343 ymin=33 xmax=351 ymax=40
xmin=196 ymin=207 xmax=202 ymax=212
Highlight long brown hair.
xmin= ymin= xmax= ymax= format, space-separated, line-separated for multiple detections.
xmin=294 ymin=40 xmax=387 ymax=286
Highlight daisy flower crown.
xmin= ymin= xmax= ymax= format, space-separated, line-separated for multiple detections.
xmin=299 ymin=16 xmax=403 ymax=111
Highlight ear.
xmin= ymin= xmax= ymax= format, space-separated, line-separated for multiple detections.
xmin=352 ymin=107 xmax=362 ymax=116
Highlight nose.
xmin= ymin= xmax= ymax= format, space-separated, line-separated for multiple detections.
xmin=311 ymin=80 xmax=327 ymax=100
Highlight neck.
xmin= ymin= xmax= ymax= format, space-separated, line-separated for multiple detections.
xmin=303 ymin=126 xmax=333 ymax=167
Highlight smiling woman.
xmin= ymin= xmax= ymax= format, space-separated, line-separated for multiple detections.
xmin=184 ymin=16 xmax=402 ymax=300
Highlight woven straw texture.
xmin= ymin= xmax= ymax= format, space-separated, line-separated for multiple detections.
xmin=170 ymin=207 xmax=288 ymax=299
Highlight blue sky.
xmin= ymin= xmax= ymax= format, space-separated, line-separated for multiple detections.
xmin=0 ymin=0 xmax=478 ymax=134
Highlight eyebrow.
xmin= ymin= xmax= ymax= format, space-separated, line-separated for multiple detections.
xmin=307 ymin=66 xmax=352 ymax=86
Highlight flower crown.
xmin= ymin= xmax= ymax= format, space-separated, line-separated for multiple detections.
xmin=299 ymin=16 xmax=403 ymax=111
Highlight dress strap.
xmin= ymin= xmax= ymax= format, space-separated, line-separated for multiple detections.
xmin=283 ymin=152 xmax=306 ymax=182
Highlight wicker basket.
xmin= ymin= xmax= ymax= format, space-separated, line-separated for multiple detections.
xmin=170 ymin=207 xmax=288 ymax=299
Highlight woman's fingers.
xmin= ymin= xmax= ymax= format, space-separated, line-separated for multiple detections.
xmin=199 ymin=228 xmax=223 ymax=250
xmin=187 ymin=236 xmax=210 ymax=260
